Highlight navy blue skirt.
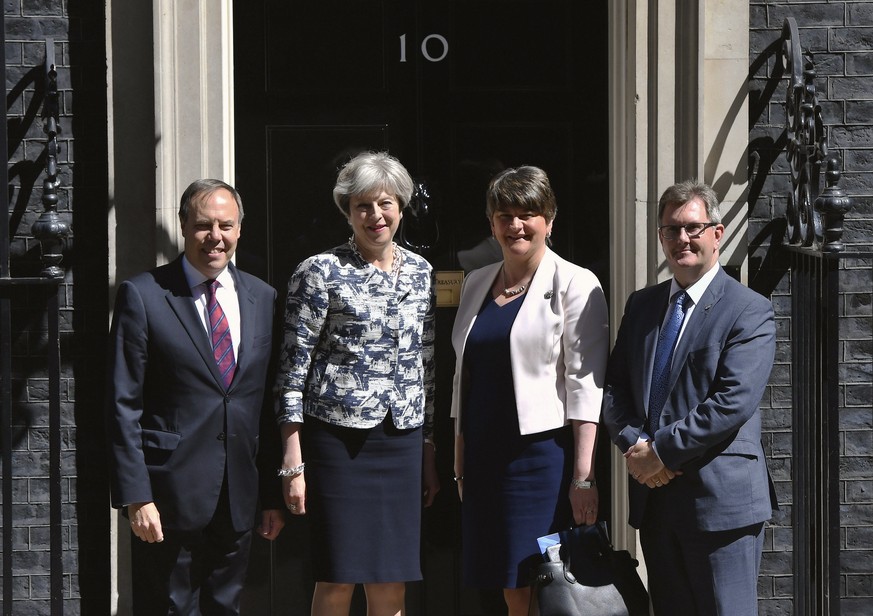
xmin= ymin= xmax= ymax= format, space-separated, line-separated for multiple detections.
xmin=303 ymin=414 xmax=423 ymax=583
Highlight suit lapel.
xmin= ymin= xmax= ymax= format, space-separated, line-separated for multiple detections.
xmin=641 ymin=283 xmax=672 ymax=413
xmin=667 ymin=269 xmax=727 ymax=392
xmin=512 ymin=249 xmax=557 ymax=337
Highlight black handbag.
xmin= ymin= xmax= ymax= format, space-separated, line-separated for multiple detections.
xmin=528 ymin=522 xmax=649 ymax=616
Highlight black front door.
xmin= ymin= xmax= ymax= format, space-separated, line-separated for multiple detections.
xmin=234 ymin=2 xmax=609 ymax=613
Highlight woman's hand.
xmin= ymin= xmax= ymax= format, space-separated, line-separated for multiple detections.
xmin=279 ymin=422 xmax=306 ymax=515
xmin=422 ymin=443 xmax=440 ymax=507
xmin=454 ymin=429 xmax=464 ymax=502
xmin=570 ymin=420 xmax=599 ymax=525
xmin=283 ymin=474 xmax=306 ymax=516
xmin=569 ymin=483 xmax=598 ymax=526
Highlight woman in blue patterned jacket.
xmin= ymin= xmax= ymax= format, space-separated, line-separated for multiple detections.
xmin=276 ymin=151 xmax=439 ymax=616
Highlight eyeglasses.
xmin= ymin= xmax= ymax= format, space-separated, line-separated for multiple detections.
xmin=657 ymin=222 xmax=718 ymax=240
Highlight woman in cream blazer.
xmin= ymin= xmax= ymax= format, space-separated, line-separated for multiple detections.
xmin=450 ymin=166 xmax=609 ymax=615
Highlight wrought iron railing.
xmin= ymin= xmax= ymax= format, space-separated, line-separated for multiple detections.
xmin=781 ymin=17 xmax=870 ymax=616
xmin=1 ymin=31 xmax=68 ymax=615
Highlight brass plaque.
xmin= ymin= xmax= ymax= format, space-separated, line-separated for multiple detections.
xmin=435 ymin=271 xmax=465 ymax=307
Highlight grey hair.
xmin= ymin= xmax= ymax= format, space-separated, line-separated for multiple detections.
xmin=332 ymin=151 xmax=415 ymax=216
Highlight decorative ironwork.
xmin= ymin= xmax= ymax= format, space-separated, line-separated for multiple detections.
xmin=780 ymin=17 xmax=868 ymax=616
xmin=782 ymin=17 xmax=823 ymax=247
xmin=781 ymin=17 xmax=854 ymax=252
xmin=2 ymin=37 xmax=67 ymax=616
xmin=30 ymin=38 xmax=69 ymax=278
xmin=815 ymin=159 xmax=853 ymax=253
xmin=398 ymin=180 xmax=440 ymax=256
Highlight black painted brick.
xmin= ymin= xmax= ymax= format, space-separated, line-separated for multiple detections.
xmin=832 ymin=27 xmax=873 ymax=51
xmin=755 ymin=1 xmax=873 ymax=607
xmin=769 ymin=3 xmax=846 ymax=27
xmin=847 ymin=52 xmax=873 ymax=75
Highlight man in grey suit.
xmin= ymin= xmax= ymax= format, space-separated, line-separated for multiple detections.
xmin=602 ymin=181 xmax=777 ymax=615
xmin=106 ymin=179 xmax=284 ymax=614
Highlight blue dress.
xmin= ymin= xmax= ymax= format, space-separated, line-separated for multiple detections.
xmin=461 ymin=293 xmax=573 ymax=589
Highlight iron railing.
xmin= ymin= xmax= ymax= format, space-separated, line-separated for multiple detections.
xmin=781 ymin=17 xmax=870 ymax=616
xmin=1 ymin=29 xmax=68 ymax=615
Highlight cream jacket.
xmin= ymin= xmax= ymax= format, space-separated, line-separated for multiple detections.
xmin=450 ymin=248 xmax=609 ymax=435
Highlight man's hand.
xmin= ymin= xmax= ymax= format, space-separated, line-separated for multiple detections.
xmin=257 ymin=509 xmax=285 ymax=540
xmin=625 ymin=441 xmax=682 ymax=487
xmin=128 ymin=502 xmax=164 ymax=543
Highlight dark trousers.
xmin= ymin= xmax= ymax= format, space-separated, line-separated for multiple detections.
xmin=640 ymin=497 xmax=765 ymax=616
xmin=130 ymin=483 xmax=253 ymax=616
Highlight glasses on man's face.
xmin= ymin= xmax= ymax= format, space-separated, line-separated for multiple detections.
xmin=658 ymin=222 xmax=718 ymax=240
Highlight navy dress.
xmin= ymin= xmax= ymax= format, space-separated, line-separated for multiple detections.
xmin=461 ymin=293 xmax=573 ymax=589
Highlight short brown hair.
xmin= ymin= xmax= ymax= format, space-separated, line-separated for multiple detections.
xmin=657 ymin=180 xmax=721 ymax=223
xmin=178 ymin=179 xmax=244 ymax=224
xmin=485 ymin=166 xmax=557 ymax=222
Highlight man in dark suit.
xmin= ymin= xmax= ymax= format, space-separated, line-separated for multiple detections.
xmin=106 ymin=179 xmax=284 ymax=615
xmin=602 ymin=180 xmax=776 ymax=615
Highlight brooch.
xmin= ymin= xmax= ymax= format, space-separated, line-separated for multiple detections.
xmin=544 ymin=290 xmax=554 ymax=299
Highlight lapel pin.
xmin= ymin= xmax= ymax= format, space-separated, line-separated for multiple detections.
xmin=544 ymin=290 xmax=554 ymax=299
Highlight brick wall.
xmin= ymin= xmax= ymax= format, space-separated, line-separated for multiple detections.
xmin=750 ymin=2 xmax=873 ymax=614
xmin=3 ymin=1 xmax=109 ymax=614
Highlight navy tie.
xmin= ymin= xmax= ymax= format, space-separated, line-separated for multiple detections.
xmin=647 ymin=291 xmax=688 ymax=436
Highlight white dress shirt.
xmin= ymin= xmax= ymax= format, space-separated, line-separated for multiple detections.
xmin=182 ymin=257 xmax=241 ymax=360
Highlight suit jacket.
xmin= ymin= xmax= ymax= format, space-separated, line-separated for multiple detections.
xmin=602 ymin=267 xmax=777 ymax=531
xmin=450 ymin=248 xmax=609 ymax=435
xmin=106 ymin=256 xmax=281 ymax=532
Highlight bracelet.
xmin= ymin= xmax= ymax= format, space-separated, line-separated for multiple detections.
xmin=277 ymin=463 xmax=305 ymax=478
xmin=571 ymin=478 xmax=596 ymax=490
xmin=423 ymin=437 xmax=436 ymax=452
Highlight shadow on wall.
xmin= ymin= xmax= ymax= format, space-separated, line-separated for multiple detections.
xmin=747 ymin=37 xmax=791 ymax=298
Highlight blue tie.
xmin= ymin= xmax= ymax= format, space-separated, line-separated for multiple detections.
xmin=647 ymin=291 xmax=688 ymax=436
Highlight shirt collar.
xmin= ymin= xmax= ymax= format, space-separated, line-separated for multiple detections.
xmin=669 ymin=263 xmax=720 ymax=307
xmin=181 ymin=256 xmax=235 ymax=292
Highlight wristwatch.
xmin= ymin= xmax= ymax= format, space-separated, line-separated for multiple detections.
xmin=571 ymin=478 xmax=596 ymax=490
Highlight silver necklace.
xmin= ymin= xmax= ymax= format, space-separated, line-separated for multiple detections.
xmin=348 ymin=236 xmax=402 ymax=281
xmin=501 ymin=266 xmax=527 ymax=297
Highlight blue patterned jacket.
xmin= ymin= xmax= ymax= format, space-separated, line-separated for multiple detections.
xmin=276 ymin=243 xmax=436 ymax=438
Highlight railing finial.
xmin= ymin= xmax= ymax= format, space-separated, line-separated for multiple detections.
xmin=30 ymin=37 xmax=69 ymax=279
xmin=815 ymin=157 xmax=853 ymax=253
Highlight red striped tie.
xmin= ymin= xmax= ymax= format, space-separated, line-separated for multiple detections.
xmin=206 ymin=280 xmax=236 ymax=388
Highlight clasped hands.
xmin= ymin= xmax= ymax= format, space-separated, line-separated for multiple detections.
xmin=624 ymin=440 xmax=682 ymax=489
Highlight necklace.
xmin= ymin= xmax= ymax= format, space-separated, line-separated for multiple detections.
xmin=348 ymin=236 xmax=402 ymax=281
xmin=501 ymin=266 xmax=528 ymax=297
